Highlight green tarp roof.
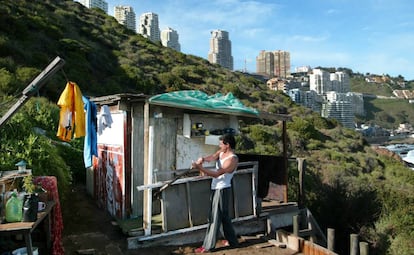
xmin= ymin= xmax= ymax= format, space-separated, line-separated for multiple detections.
xmin=149 ymin=90 xmax=259 ymax=116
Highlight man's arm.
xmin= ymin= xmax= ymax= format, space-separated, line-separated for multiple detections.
xmin=193 ymin=155 xmax=238 ymax=178
xmin=196 ymin=150 xmax=221 ymax=164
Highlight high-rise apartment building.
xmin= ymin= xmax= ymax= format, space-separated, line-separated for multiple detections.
xmin=274 ymin=50 xmax=291 ymax=78
xmin=309 ymin=69 xmax=350 ymax=95
xmin=309 ymin=69 xmax=332 ymax=94
xmin=256 ymin=50 xmax=291 ymax=78
xmin=330 ymin=71 xmax=350 ymax=93
xmin=322 ymin=92 xmax=354 ymax=128
xmin=161 ymin=27 xmax=181 ymax=52
xmin=114 ymin=6 xmax=136 ymax=32
xmin=138 ymin=12 xmax=160 ymax=43
xmin=76 ymin=0 xmax=108 ymax=13
xmin=256 ymin=50 xmax=274 ymax=78
xmin=308 ymin=69 xmax=356 ymax=128
xmin=208 ymin=30 xmax=233 ymax=70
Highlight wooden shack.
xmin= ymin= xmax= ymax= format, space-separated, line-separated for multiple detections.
xmin=89 ymin=91 xmax=292 ymax=246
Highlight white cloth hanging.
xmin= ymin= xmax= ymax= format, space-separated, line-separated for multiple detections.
xmin=98 ymin=105 xmax=113 ymax=135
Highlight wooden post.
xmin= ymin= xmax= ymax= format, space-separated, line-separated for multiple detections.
xmin=360 ymin=242 xmax=369 ymax=255
xmin=293 ymin=215 xmax=299 ymax=236
xmin=282 ymin=120 xmax=288 ymax=203
xmin=143 ymin=102 xmax=151 ymax=235
xmin=327 ymin=228 xmax=335 ymax=251
xmin=297 ymin=158 xmax=305 ymax=208
xmin=350 ymin=234 xmax=359 ymax=255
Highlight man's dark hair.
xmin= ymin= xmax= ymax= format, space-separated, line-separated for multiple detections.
xmin=220 ymin=133 xmax=236 ymax=149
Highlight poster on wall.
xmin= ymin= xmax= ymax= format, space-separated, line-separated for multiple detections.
xmin=93 ymin=112 xmax=126 ymax=218
xmin=95 ymin=145 xmax=124 ymax=218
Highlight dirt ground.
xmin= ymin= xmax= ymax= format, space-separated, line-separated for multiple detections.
xmin=62 ymin=184 xmax=299 ymax=255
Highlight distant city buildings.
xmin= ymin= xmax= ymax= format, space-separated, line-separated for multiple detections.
xmin=330 ymin=71 xmax=350 ymax=93
xmin=274 ymin=50 xmax=291 ymax=78
xmin=76 ymin=0 xmax=108 ymax=13
xmin=309 ymin=68 xmax=331 ymax=94
xmin=161 ymin=27 xmax=181 ymax=52
xmin=256 ymin=50 xmax=273 ymax=78
xmin=288 ymin=68 xmax=362 ymax=129
xmin=77 ymin=2 xmax=182 ymax=51
xmin=321 ymin=91 xmax=355 ymax=128
xmin=74 ymin=0 xmax=367 ymax=130
xmin=138 ymin=12 xmax=160 ymax=43
xmin=295 ymin=66 xmax=311 ymax=73
xmin=114 ymin=6 xmax=136 ymax=32
xmin=267 ymin=78 xmax=289 ymax=93
xmin=256 ymin=50 xmax=291 ymax=78
xmin=208 ymin=30 xmax=233 ymax=70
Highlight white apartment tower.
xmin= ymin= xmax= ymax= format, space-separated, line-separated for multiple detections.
xmin=114 ymin=6 xmax=136 ymax=32
xmin=309 ymin=69 xmax=332 ymax=94
xmin=138 ymin=12 xmax=160 ymax=43
xmin=322 ymin=92 xmax=354 ymax=128
xmin=310 ymin=69 xmax=350 ymax=95
xmin=309 ymin=69 xmax=355 ymax=128
xmin=77 ymin=0 xmax=108 ymax=13
xmin=208 ymin=30 xmax=233 ymax=70
xmin=330 ymin=71 xmax=350 ymax=93
xmin=161 ymin=27 xmax=181 ymax=52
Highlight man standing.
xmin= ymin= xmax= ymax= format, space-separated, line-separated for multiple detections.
xmin=191 ymin=133 xmax=239 ymax=253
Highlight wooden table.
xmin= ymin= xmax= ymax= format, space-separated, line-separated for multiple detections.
xmin=0 ymin=200 xmax=55 ymax=255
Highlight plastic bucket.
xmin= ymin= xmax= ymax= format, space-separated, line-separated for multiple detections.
xmin=11 ymin=247 xmax=38 ymax=255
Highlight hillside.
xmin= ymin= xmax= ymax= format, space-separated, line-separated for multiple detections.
xmin=0 ymin=1 xmax=413 ymax=255
xmin=350 ymin=76 xmax=414 ymax=129
xmin=1 ymin=0 xmax=412 ymax=129
xmin=0 ymin=0 xmax=289 ymax=114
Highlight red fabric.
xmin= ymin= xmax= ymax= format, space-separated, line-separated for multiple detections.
xmin=34 ymin=176 xmax=64 ymax=255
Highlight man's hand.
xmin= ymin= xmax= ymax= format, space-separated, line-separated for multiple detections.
xmin=192 ymin=161 xmax=202 ymax=169
xmin=196 ymin=157 xmax=204 ymax=164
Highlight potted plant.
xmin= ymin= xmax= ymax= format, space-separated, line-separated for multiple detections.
xmin=22 ymin=175 xmax=35 ymax=194
xmin=22 ymin=175 xmax=39 ymax=222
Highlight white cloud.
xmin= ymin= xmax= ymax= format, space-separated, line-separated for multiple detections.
xmin=288 ymin=34 xmax=329 ymax=43
xmin=326 ymin=9 xmax=339 ymax=15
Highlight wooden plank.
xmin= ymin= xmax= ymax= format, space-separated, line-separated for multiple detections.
xmin=268 ymin=239 xmax=287 ymax=248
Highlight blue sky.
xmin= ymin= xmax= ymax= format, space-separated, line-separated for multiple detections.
xmin=106 ymin=0 xmax=414 ymax=80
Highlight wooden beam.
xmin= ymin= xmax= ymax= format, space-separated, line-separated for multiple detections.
xmin=283 ymin=120 xmax=288 ymax=203
xmin=143 ymin=102 xmax=151 ymax=235
xmin=0 ymin=56 xmax=65 ymax=128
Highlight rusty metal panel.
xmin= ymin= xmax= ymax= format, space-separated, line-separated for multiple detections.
xmin=94 ymin=113 xmax=127 ymax=218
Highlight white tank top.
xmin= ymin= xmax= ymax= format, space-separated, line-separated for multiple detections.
xmin=211 ymin=152 xmax=237 ymax=190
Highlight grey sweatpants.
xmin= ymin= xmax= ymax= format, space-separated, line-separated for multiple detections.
xmin=202 ymin=187 xmax=238 ymax=250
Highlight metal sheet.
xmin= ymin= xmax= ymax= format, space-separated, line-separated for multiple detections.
xmin=162 ymin=183 xmax=190 ymax=231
